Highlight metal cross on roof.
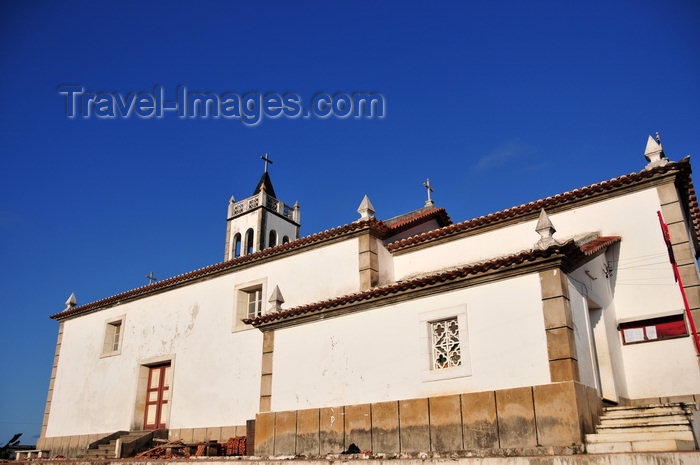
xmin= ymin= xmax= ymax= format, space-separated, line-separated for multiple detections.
xmin=260 ymin=153 xmax=273 ymax=172
xmin=146 ymin=272 xmax=157 ymax=285
xmin=423 ymin=178 xmax=434 ymax=203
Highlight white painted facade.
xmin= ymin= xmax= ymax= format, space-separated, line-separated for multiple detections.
xmin=43 ymin=158 xmax=700 ymax=442
xmin=46 ymin=238 xmax=360 ymax=436
xmin=271 ymin=274 xmax=550 ymax=412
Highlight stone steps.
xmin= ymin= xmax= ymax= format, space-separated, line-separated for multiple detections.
xmin=602 ymin=404 xmax=688 ymax=416
xmin=586 ymin=439 xmax=696 ymax=454
xmin=586 ymin=402 xmax=697 ymax=453
xmin=596 ymin=423 xmax=692 ymax=434
xmin=587 ymin=430 xmax=694 ymax=442
xmin=599 ymin=414 xmax=690 ymax=426
xmin=80 ymin=430 xmax=156 ymax=459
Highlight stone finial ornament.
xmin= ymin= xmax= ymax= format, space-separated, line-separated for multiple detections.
xmin=65 ymin=293 xmax=77 ymax=309
xmin=644 ymin=132 xmax=668 ymax=170
xmin=227 ymin=196 xmax=236 ymax=217
xmin=357 ymin=195 xmax=375 ymax=220
xmin=534 ymin=208 xmax=559 ymax=250
xmin=268 ymin=285 xmax=285 ymax=312
xmin=293 ymin=201 xmax=301 ymax=223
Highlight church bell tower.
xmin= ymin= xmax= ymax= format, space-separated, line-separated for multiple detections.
xmin=223 ymin=155 xmax=300 ymax=261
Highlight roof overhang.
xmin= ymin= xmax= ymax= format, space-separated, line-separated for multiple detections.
xmin=50 ymin=219 xmax=389 ymax=321
xmin=244 ymin=236 xmax=621 ymax=331
xmin=387 ymin=158 xmax=697 ymax=255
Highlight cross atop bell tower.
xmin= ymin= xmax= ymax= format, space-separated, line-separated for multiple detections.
xmin=223 ymin=155 xmax=300 ymax=261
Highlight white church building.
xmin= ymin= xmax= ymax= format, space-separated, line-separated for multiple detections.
xmin=38 ymin=137 xmax=700 ymax=457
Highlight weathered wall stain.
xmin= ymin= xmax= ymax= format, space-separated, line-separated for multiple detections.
xmin=255 ymin=381 xmax=600 ymax=456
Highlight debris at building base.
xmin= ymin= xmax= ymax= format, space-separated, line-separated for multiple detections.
xmin=133 ymin=436 xmax=246 ymax=459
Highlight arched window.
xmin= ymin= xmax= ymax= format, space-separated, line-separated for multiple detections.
xmin=282 ymin=235 xmax=289 ymax=244
xmin=245 ymin=229 xmax=254 ymax=255
xmin=268 ymin=230 xmax=277 ymax=248
xmin=233 ymin=233 xmax=242 ymax=258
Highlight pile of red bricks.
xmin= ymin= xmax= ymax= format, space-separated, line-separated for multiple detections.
xmin=222 ymin=436 xmax=246 ymax=456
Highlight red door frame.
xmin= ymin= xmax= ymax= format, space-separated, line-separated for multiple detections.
xmin=144 ymin=363 xmax=170 ymax=430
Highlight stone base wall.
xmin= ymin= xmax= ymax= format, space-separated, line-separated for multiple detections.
xmin=37 ymin=424 xmax=248 ymax=459
xmin=36 ymin=433 xmax=110 ymax=459
xmin=168 ymin=424 xmax=247 ymax=443
xmin=254 ymin=381 xmax=601 ymax=456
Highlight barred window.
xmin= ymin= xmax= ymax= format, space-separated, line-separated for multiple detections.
xmin=431 ymin=317 xmax=461 ymax=369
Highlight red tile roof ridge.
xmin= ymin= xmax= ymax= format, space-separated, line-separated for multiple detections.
xmin=579 ymin=235 xmax=622 ymax=255
xmin=244 ymin=235 xmax=621 ymax=326
xmin=386 ymin=158 xmax=692 ymax=253
xmin=386 ymin=207 xmax=453 ymax=232
xmin=50 ymin=217 xmax=389 ymax=320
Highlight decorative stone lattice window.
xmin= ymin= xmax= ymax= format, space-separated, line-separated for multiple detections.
xmin=419 ymin=305 xmax=471 ymax=381
xmin=431 ymin=317 xmax=461 ymax=369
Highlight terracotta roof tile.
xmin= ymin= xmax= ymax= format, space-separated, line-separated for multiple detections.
xmin=579 ymin=235 xmax=621 ymax=255
xmin=244 ymin=236 xmax=621 ymax=327
xmin=50 ymin=218 xmax=389 ymax=320
xmin=51 ymin=157 xmax=695 ymax=321
xmin=386 ymin=158 xmax=695 ymax=253
xmin=386 ymin=208 xmax=452 ymax=235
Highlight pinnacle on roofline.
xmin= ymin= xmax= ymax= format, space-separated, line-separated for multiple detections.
xmin=644 ymin=132 xmax=668 ymax=170
xmin=534 ymin=208 xmax=559 ymax=250
xmin=227 ymin=196 xmax=236 ymax=217
xmin=65 ymin=293 xmax=77 ymax=310
xmin=268 ymin=285 xmax=285 ymax=312
xmin=357 ymin=195 xmax=375 ymax=221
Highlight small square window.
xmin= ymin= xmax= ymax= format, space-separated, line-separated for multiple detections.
xmin=102 ymin=317 xmax=125 ymax=357
xmin=620 ymin=314 xmax=687 ymax=344
xmin=431 ymin=317 xmax=462 ymax=369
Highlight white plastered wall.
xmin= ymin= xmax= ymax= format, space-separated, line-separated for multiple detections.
xmin=567 ymin=254 xmax=627 ymax=401
xmin=46 ymin=237 xmax=360 ymax=437
xmin=46 ymin=276 xmax=262 ymax=437
xmin=394 ymin=189 xmax=680 ymax=319
xmin=567 ymin=251 xmax=700 ymax=399
xmin=263 ymin=210 xmax=297 ymax=247
xmin=392 ymin=188 xmax=700 ymax=399
xmin=567 ymin=280 xmax=597 ymax=390
xmin=271 ymin=274 xmax=550 ymax=411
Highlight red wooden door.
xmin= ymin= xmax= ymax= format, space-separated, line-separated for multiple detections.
xmin=144 ymin=363 xmax=170 ymax=430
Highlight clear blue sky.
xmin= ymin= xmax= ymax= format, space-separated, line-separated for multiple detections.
xmin=1 ymin=0 xmax=698 ymax=444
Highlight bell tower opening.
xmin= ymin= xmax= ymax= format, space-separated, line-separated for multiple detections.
xmin=223 ymin=155 xmax=301 ymax=261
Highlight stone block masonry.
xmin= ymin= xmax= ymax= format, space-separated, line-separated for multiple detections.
xmin=37 ymin=424 xmax=249 ymax=459
xmin=254 ymin=381 xmax=601 ymax=456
